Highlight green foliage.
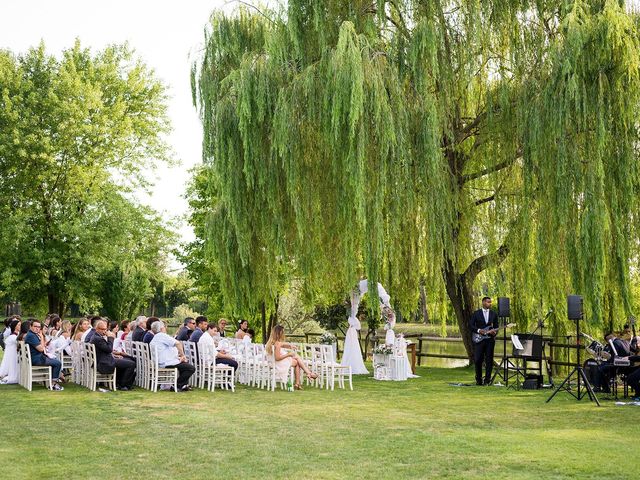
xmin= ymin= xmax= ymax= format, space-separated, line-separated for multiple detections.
xmin=0 ymin=41 xmax=173 ymax=314
xmin=172 ymin=303 xmax=200 ymax=323
xmin=99 ymin=263 xmax=151 ymax=321
xmin=192 ymin=1 xmax=640 ymax=339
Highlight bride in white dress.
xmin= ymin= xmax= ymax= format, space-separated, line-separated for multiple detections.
xmin=0 ymin=320 xmax=20 ymax=384
xmin=341 ymin=289 xmax=369 ymax=374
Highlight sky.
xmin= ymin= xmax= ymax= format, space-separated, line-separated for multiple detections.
xmin=0 ymin=0 xmax=239 ymax=269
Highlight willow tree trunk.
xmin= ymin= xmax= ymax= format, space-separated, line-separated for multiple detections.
xmin=419 ymin=283 xmax=429 ymax=325
xmin=443 ymin=243 xmax=510 ymax=361
xmin=442 ymin=259 xmax=475 ymax=362
xmin=261 ymin=301 xmax=267 ymax=344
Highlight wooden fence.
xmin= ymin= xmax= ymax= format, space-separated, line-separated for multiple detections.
xmin=166 ymin=325 xmax=586 ymax=375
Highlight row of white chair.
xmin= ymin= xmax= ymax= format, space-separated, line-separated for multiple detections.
xmin=228 ymin=340 xmax=353 ymax=391
xmin=16 ymin=338 xmax=352 ymax=392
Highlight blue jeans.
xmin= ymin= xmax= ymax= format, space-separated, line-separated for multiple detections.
xmin=34 ymin=357 xmax=62 ymax=381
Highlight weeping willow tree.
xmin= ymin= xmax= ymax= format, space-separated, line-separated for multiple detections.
xmin=192 ymin=0 xmax=640 ymax=358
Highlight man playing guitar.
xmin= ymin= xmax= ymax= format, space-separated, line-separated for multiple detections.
xmin=469 ymin=296 xmax=499 ymax=385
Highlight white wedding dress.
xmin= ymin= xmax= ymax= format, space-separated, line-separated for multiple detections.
xmin=341 ymin=288 xmax=369 ymax=374
xmin=0 ymin=334 xmax=19 ymax=384
xmin=341 ymin=317 xmax=369 ymax=374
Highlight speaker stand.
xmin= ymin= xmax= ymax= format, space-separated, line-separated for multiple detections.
xmin=546 ymin=317 xmax=599 ymax=406
xmin=490 ymin=316 xmax=521 ymax=387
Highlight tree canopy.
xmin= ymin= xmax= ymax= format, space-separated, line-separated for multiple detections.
xmin=192 ymin=0 xmax=640 ymax=356
xmin=0 ymin=41 xmax=173 ymax=316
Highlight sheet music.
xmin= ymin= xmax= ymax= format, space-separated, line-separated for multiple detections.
xmin=511 ymin=334 xmax=524 ymax=350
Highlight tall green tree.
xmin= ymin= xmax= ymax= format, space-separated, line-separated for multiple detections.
xmin=0 ymin=41 xmax=172 ymax=315
xmin=192 ymin=0 xmax=640 ymax=357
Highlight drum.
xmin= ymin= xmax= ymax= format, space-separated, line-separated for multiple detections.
xmin=583 ymin=359 xmax=600 ymax=387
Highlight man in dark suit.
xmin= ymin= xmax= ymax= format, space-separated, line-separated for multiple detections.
xmin=469 ymin=296 xmax=499 ymax=386
xmin=189 ymin=316 xmax=208 ymax=344
xmin=131 ymin=316 xmax=147 ymax=342
xmin=83 ymin=316 xmax=102 ymax=343
xmin=175 ymin=317 xmax=196 ymax=341
xmin=91 ymin=320 xmax=136 ymax=391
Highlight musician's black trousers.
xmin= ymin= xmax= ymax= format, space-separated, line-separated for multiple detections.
xmin=474 ymin=338 xmax=495 ymax=384
xmin=627 ymin=367 xmax=640 ymax=396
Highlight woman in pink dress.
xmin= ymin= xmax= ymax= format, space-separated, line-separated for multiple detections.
xmin=265 ymin=325 xmax=317 ymax=390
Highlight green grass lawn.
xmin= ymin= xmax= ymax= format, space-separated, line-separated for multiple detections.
xmin=0 ymin=363 xmax=634 ymax=480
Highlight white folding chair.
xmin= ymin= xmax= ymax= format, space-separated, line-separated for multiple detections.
xmin=18 ymin=341 xmax=52 ymax=391
xmin=320 ymin=344 xmax=353 ymax=390
xmin=84 ymin=343 xmax=117 ymax=391
xmin=182 ymin=341 xmax=200 ymax=388
xmin=149 ymin=344 xmax=178 ymax=393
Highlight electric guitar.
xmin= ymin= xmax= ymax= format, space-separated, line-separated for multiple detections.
xmin=472 ymin=323 xmax=516 ymax=344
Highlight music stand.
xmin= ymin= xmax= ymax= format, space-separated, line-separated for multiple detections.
xmin=546 ymin=295 xmax=600 ymax=406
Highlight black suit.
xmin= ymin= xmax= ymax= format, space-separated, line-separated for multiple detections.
xmin=175 ymin=326 xmax=193 ymax=341
xmin=91 ymin=334 xmax=136 ymax=389
xmin=84 ymin=328 xmax=96 ymax=343
xmin=469 ymin=308 xmax=499 ymax=385
xmin=131 ymin=326 xmax=145 ymax=342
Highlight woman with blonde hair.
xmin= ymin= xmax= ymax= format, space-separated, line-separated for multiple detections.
xmin=266 ymin=325 xmax=317 ymax=390
xmin=72 ymin=318 xmax=91 ymax=341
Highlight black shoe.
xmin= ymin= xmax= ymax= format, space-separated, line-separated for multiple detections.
xmin=180 ymin=385 xmax=192 ymax=392
xmin=117 ymin=386 xmax=130 ymax=391
xmin=476 ymin=381 xmax=483 ymax=386
xmin=483 ymin=380 xmax=491 ymax=386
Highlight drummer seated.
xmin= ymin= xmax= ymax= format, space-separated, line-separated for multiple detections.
xmin=597 ymin=332 xmax=632 ymax=393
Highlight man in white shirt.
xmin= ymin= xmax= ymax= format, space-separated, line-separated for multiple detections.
xmin=198 ymin=324 xmax=238 ymax=371
xmin=149 ymin=321 xmax=195 ymax=391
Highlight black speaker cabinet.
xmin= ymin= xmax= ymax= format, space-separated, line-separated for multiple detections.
xmin=567 ymin=295 xmax=583 ymax=320
xmin=497 ymin=297 xmax=510 ymax=317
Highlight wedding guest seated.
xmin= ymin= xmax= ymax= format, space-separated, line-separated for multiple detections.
xmin=17 ymin=320 xmax=31 ymax=342
xmin=113 ymin=320 xmax=130 ymax=354
xmin=0 ymin=319 xmax=20 ymax=384
xmin=244 ymin=329 xmax=255 ymax=344
xmin=72 ymin=318 xmax=91 ymax=341
xmin=198 ymin=323 xmax=220 ymax=348
xmin=189 ymin=316 xmax=208 ymax=344
xmin=218 ymin=318 xmax=228 ymax=337
xmin=131 ymin=316 xmax=147 ymax=342
xmin=235 ymin=320 xmax=249 ymax=340
xmin=143 ymin=317 xmax=158 ymax=344
xmin=175 ymin=317 xmax=196 ymax=341
xmin=48 ymin=320 xmax=72 ymax=358
xmin=24 ymin=319 xmax=64 ymax=391
xmin=266 ymin=325 xmax=317 ymax=390
xmin=91 ymin=320 xmax=136 ymax=391
xmin=47 ymin=315 xmax=62 ymax=337
xmin=83 ymin=316 xmax=103 ymax=343
xmin=199 ymin=323 xmax=238 ymax=371
xmin=149 ymin=321 xmax=195 ymax=391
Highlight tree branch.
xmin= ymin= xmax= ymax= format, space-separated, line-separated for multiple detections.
xmin=474 ymin=194 xmax=495 ymax=206
xmin=463 ymin=244 xmax=510 ymax=282
xmin=462 ymin=151 xmax=520 ymax=184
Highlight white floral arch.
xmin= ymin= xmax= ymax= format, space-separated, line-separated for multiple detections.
xmin=349 ymin=279 xmax=396 ymax=344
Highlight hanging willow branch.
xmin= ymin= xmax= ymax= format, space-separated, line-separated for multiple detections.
xmin=192 ymin=0 xmax=640 ymax=335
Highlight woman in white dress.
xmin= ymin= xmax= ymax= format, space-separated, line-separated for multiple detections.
xmin=341 ymin=289 xmax=369 ymax=374
xmin=341 ymin=312 xmax=369 ymax=374
xmin=0 ymin=319 xmax=20 ymax=384
xmin=266 ymin=325 xmax=317 ymax=390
